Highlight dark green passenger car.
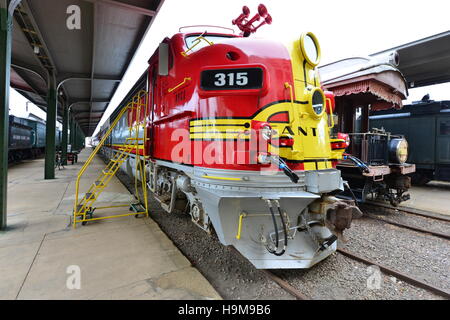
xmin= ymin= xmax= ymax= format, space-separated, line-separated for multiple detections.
xmin=370 ymin=100 xmax=450 ymax=184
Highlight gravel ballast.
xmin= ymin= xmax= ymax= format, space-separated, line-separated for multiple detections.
xmin=340 ymin=216 xmax=450 ymax=293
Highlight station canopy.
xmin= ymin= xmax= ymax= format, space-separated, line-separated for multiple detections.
xmin=370 ymin=30 xmax=450 ymax=89
xmin=320 ymin=30 xmax=450 ymax=113
xmin=10 ymin=0 xmax=164 ymax=136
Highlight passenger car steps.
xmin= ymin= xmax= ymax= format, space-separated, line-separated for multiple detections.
xmin=72 ymin=90 xmax=149 ymax=227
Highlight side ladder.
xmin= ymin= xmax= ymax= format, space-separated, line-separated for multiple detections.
xmin=72 ymin=90 xmax=149 ymax=227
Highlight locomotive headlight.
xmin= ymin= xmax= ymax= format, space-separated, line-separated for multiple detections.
xmin=389 ymin=138 xmax=409 ymax=164
xmin=300 ymin=32 xmax=321 ymax=67
xmin=307 ymin=88 xmax=326 ymax=118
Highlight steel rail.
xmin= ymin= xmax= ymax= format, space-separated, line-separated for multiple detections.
xmin=337 ymin=248 xmax=450 ymax=299
xmin=364 ymin=201 xmax=450 ymax=222
xmin=260 ymin=270 xmax=310 ymax=300
xmin=364 ymin=214 xmax=450 ymax=240
xmin=228 ymin=247 xmax=310 ymax=300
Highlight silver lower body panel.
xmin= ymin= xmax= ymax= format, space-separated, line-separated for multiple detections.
xmin=195 ymin=186 xmax=336 ymax=269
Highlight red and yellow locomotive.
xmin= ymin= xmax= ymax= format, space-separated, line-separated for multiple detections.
xmin=97 ymin=5 xmax=361 ymax=269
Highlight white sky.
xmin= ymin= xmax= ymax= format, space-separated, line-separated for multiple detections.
xmin=9 ymin=88 xmax=62 ymax=129
xmin=10 ymin=0 xmax=450 ymax=136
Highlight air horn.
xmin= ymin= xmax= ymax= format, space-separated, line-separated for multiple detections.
xmin=232 ymin=4 xmax=272 ymax=37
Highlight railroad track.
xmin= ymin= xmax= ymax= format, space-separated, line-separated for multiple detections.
xmin=361 ymin=203 xmax=450 ymax=240
xmin=227 ymin=247 xmax=310 ymax=300
xmin=262 ymin=247 xmax=450 ymax=300
xmin=365 ymin=201 xmax=450 ymax=222
xmin=260 ymin=270 xmax=310 ymax=300
xmin=364 ymin=214 xmax=450 ymax=240
xmin=337 ymin=248 xmax=450 ymax=299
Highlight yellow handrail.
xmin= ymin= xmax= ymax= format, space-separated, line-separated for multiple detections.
xmin=284 ymin=82 xmax=295 ymax=124
xmin=131 ymin=90 xmax=148 ymax=206
xmin=326 ymin=98 xmax=335 ymax=128
xmin=133 ymin=91 xmax=142 ymax=204
xmin=142 ymin=90 xmax=149 ymax=216
xmin=180 ymin=36 xmax=214 ymax=57
xmin=168 ymin=77 xmax=192 ymax=93
xmin=235 ymin=212 xmax=247 ymax=240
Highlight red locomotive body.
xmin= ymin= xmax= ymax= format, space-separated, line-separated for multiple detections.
xmin=148 ymin=33 xmax=301 ymax=170
xmin=98 ymin=25 xmax=361 ymax=269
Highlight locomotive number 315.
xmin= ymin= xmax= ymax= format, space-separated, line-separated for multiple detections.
xmin=214 ymin=72 xmax=248 ymax=86
xmin=201 ymin=67 xmax=263 ymax=91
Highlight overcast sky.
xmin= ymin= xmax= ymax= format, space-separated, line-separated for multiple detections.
xmin=10 ymin=0 xmax=450 ymax=136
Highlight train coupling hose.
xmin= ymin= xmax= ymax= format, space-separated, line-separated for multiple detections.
xmin=268 ymin=155 xmax=299 ymax=184
xmin=343 ymin=154 xmax=370 ymax=174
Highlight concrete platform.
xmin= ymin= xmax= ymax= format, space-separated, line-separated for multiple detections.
xmin=402 ymin=181 xmax=450 ymax=216
xmin=0 ymin=149 xmax=221 ymax=300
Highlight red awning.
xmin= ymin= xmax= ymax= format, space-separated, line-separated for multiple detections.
xmin=326 ymin=79 xmax=404 ymax=111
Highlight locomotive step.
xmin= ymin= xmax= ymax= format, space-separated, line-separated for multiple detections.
xmin=102 ymin=170 xmax=114 ymax=175
xmin=84 ymin=192 xmax=96 ymax=200
xmin=109 ymin=159 xmax=124 ymax=163
xmin=129 ymin=202 xmax=145 ymax=213
xmin=75 ymin=205 xmax=95 ymax=216
xmin=76 ymin=204 xmax=91 ymax=212
xmin=94 ymin=181 xmax=105 ymax=187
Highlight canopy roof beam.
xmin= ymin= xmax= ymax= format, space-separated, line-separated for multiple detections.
xmin=57 ymin=76 xmax=121 ymax=92
xmin=82 ymin=0 xmax=156 ymax=17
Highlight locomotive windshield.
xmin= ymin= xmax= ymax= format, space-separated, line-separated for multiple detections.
xmin=185 ymin=34 xmax=234 ymax=53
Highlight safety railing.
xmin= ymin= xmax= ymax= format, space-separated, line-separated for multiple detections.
xmin=73 ymin=90 xmax=148 ymax=224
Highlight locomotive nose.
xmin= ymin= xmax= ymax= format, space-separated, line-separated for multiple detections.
xmin=261 ymin=32 xmax=337 ymax=168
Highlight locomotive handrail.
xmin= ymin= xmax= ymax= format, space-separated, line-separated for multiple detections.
xmin=131 ymin=90 xmax=148 ymax=205
xmin=153 ymin=110 xmax=194 ymax=125
xmin=235 ymin=212 xmax=247 ymax=240
xmin=284 ymin=82 xmax=295 ymax=124
xmin=167 ymin=77 xmax=192 ymax=93
xmin=181 ymin=36 xmax=214 ymax=57
xmin=326 ymin=98 xmax=335 ymax=128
